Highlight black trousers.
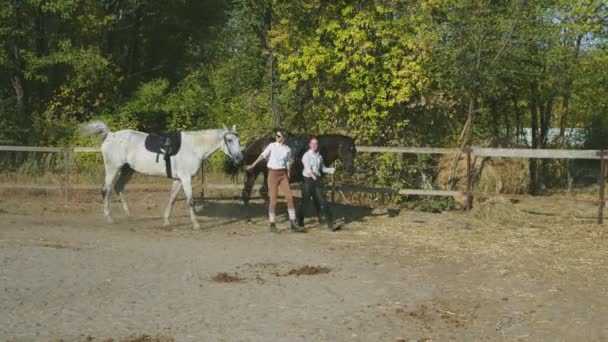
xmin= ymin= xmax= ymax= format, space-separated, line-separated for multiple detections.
xmin=297 ymin=176 xmax=332 ymax=225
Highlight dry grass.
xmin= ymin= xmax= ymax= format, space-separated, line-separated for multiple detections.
xmin=436 ymin=154 xmax=482 ymax=191
xmin=470 ymin=197 xmax=527 ymax=226
xmin=476 ymin=158 xmax=529 ymax=194
xmin=437 ymin=155 xmax=529 ymax=194
xmin=350 ymin=197 xmax=608 ymax=299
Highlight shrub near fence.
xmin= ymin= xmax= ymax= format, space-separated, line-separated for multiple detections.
xmin=0 ymin=145 xmax=607 ymax=224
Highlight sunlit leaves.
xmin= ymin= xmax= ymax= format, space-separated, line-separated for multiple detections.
xmin=271 ymin=0 xmax=439 ymax=141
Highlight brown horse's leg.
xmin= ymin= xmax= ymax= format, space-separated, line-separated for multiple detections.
xmin=260 ymin=167 xmax=269 ymax=202
xmin=243 ymin=169 xmax=256 ymax=223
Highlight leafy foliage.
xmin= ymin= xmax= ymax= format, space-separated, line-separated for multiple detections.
xmin=0 ymin=0 xmax=607 ymax=194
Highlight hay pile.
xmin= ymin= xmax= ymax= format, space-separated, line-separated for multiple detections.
xmin=436 ymin=154 xmax=482 ymax=191
xmin=470 ymin=197 xmax=527 ymax=227
xmin=437 ymin=154 xmax=529 ymax=194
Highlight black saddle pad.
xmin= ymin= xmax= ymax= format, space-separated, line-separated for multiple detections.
xmin=144 ymin=131 xmax=182 ymax=156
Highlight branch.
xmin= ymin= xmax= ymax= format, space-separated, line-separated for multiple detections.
xmin=490 ymin=0 xmax=522 ymax=66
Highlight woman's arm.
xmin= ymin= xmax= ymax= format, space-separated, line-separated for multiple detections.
xmin=245 ymin=154 xmax=265 ymax=171
xmin=320 ymin=155 xmax=335 ymax=175
xmin=246 ymin=144 xmax=271 ymax=171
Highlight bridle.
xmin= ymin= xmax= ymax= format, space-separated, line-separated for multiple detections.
xmin=223 ymin=132 xmax=240 ymax=161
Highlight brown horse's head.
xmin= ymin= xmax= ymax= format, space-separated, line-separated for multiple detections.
xmin=317 ymin=134 xmax=357 ymax=175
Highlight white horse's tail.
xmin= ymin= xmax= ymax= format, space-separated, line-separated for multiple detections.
xmin=80 ymin=120 xmax=111 ymax=140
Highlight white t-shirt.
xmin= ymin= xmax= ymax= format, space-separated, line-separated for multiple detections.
xmin=262 ymin=142 xmax=292 ymax=170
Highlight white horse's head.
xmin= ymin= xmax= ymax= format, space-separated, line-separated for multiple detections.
xmin=221 ymin=125 xmax=243 ymax=165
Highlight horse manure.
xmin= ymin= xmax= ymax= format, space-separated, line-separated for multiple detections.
xmin=285 ymin=265 xmax=331 ymax=276
xmin=211 ymin=272 xmax=244 ymax=283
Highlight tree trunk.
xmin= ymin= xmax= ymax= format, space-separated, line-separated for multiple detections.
xmin=270 ymin=52 xmax=280 ymax=128
xmin=10 ymin=73 xmax=25 ymax=124
xmin=539 ymin=96 xmax=554 ymax=192
xmin=559 ymin=34 xmax=583 ymax=147
xmin=447 ymin=94 xmax=476 ymax=190
xmin=513 ymin=97 xmax=521 ymax=145
xmin=266 ymin=3 xmax=279 ymax=129
xmin=558 ymin=35 xmax=583 ymax=191
xmin=529 ymin=89 xmax=539 ymax=194
xmin=462 ymin=95 xmax=477 ymax=148
xmin=33 ymin=6 xmax=47 ymax=113
xmin=124 ymin=4 xmax=144 ymax=91
xmin=10 ymin=43 xmax=26 ymax=127
xmin=559 ymin=94 xmax=571 ymax=146
xmin=490 ymin=99 xmax=499 ymax=144
xmin=504 ymin=101 xmax=511 ymax=145
xmin=9 ymin=0 xmax=27 ymax=128
xmin=540 ymin=96 xmax=554 ymax=148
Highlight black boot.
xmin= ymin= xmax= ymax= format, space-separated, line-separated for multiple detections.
xmin=327 ymin=220 xmax=336 ymax=231
xmin=317 ymin=215 xmax=325 ymax=224
xmin=322 ymin=206 xmax=335 ymax=231
xmin=269 ymin=222 xmax=278 ymax=233
xmin=290 ymin=220 xmax=305 ymax=233
xmin=296 ymin=213 xmax=304 ymax=228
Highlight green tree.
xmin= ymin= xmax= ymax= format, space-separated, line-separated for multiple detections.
xmin=271 ymin=0 xmax=443 ymax=144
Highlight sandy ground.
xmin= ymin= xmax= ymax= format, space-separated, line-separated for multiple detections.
xmin=1 ymin=190 xmax=607 ymax=341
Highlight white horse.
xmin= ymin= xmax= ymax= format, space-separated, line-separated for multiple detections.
xmin=80 ymin=120 xmax=243 ymax=229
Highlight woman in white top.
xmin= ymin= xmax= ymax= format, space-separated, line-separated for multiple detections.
xmin=297 ymin=136 xmax=336 ymax=231
xmin=246 ymin=129 xmax=304 ymax=233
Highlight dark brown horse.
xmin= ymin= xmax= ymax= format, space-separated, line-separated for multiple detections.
xmin=225 ymin=133 xmax=356 ymax=222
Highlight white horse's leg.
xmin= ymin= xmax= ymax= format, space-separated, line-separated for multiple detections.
xmin=181 ymin=177 xmax=200 ymax=230
xmin=164 ymin=180 xmax=182 ymax=226
xmin=114 ymin=166 xmax=134 ymax=216
xmin=102 ymin=167 xmax=119 ymax=224
xmin=118 ymin=193 xmax=129 ymax=216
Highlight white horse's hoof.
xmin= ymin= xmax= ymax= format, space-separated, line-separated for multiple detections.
xmin=163 ymin=221 xmax=170 ymax=227
xmin=192 ymin=224 xmax=201 ymax=230
xmin=105 ymin=217 xmax=114 ymax=224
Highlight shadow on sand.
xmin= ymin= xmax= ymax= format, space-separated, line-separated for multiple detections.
xmin=193 ymin=196 xmax=394 ymax=229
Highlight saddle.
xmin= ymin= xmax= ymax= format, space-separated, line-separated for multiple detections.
xmin=144 ymin=131 xmax=182 ymax=178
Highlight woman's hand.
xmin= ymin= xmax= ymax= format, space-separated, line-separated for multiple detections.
xmin=323 ymin=167 xmax=336 ymax=175
xmin=246 ymin=155 xmax=264 ymax=172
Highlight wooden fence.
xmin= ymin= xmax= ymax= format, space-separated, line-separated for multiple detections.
xmin=1 ymin=145 xmax=607 ymax=224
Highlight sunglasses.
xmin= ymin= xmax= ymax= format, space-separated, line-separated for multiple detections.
xmin=276 ymin=134 xmax=283 ymax=138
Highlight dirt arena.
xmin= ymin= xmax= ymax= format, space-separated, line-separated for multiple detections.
xmin=1 ymin=190 xmax=607 ymax=341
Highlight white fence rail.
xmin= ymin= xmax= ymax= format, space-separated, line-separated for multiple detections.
xmin=1 ymin=145 xmax=607 ymax=224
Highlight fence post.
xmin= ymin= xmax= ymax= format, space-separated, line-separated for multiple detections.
xmin=598 ymin=151 xmax=607 ymax=224
xmin=465 ymin=147 xmax=473 ymax=210
xmin=63 ymin=147 xmax=71 ymax=202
